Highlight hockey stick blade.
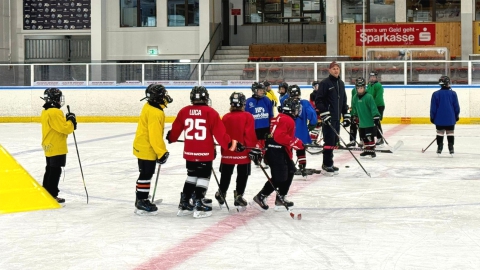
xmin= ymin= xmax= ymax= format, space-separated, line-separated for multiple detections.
xmin=305 ymin=144 xmax=393 ymax=153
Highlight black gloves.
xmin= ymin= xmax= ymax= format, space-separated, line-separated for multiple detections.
xmin=308 ymin=124 xmax=316 ymax=131
xmin=157 ymin=152 xmax=169 ymax=164
xmin=66 ymin=112 xmax=77 ymax=130
xmin=248 ymin=148 xmax=263 ymax=165
xmin=374 ymin=116 xmax=380 ymax=127
xmin=320 ymin=111 xmax=331 ymax=125
xmin=342 ymin=114 xmax=351 ymax=128
xmin=166 ymin=130 xmax=172 ymax=144
xmin=228 ymin=140 xmax=245 ymax=152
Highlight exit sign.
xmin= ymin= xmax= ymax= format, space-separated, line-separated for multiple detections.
xmin=147 ymin=46 xmax=158 ymax=55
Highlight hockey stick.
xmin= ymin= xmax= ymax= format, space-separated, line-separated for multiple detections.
xmin=422 ymin=138 xmax=437 ymax=153
xmin=258 ymin=164 xmax=301 ymax=220
xmin=341 ymin=124 xmax=361 ymax=146
xmin=67 ymin=105 xmax=89 ymax=204
xmin=376 ymin=126 xmax=390 ymax=146
xmin=151 ymin=164 xmax=161 ymax=203
xmin=304 ymin=144 xmax=394 ymax=153
xmin=211 ymin=168 xmax=230 ymax=212
xmin=327 ymin=121 xmax=371 ymax=177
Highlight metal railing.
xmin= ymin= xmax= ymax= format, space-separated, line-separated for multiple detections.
xmin=252 ymin=23 xmax=326 ymax=44
xmin=0 ymin=60 xmax=478 ymax=87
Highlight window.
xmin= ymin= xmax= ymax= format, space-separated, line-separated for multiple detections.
xmin=167 ymin=0 xmax=199 ymax=27
xmin=120 ymin=0 xmax=157 ymax=27
xmin=341 ymin=0 xmax=395 ymax=23
xmin=406 ymin=0 xmax=460 ymax=22
xmin=244 ymin=0 xmax=325 ymax=24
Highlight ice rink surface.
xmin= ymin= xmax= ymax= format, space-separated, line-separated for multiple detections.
xmin=2 ymin=123 xmax=480 ymax=270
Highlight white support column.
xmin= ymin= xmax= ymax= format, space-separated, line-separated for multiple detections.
xmin=199 ymin=0 xmax=212 ymax=61
xmin=90 ymin=1 xmax=106 ymax=62
xmin=325 ymin=0 xmax=339 ymax=56
xmin=461 ymin=1 xmax=474 ymax=61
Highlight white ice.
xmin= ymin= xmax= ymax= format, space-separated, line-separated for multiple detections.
xmin=2 ymin=123 xmax=480 ymax=270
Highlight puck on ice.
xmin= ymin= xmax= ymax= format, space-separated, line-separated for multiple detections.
xmin=345 ymin=165 xmax=350 ymax=168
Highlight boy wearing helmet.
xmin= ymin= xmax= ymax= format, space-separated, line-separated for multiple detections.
xmin=40 ymin=88 xmax=76 ymax=204
xmin=215 ymin=92 xmax=258 ymax=210
xmin=278 ymin=82 xmax=289 ymax=111
xmin=263 ymin=80 xmax=279 ymax=112
xmin=245 ymin=82 xmax=274 ymax=168
xmin=288 ymin=84 xmax=318 ymax=176
xmin=350 ymin=77 xmax=381 ymax=158
xmin=253 ymin=97 xmax=305 ymax=211
xmin=430 ymin=75 xmax=460 ymax=155
xmin=367 ymin=71 xmax=386 ymax=146
xmin=133 ymin=84 xmax=173 ymax=215
xmin=167 ymin=86 xmax=245 ymax=218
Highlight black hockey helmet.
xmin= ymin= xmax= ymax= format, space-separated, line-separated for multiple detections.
xmin=281 ymin=97 xmax=301 ymax=118
xmin=312 ymin=80 xmax=320 ymax=88
xmin=190 ymin=86 xmax=209 ymax=104
xmin=369 ymin=71 xmax=378 ymax=77
xmin=41 ymin=88 xmax=64 ymax=107
xmin=143 ymin=84 xmax=173 ymax=105
xmin=439 ymin=75 xmax=450 ymax=87
xmin=278 ymin=82 xmax=289 ymax=93
xmin=288 ymin=84 xmax=301 ymax=98
xmin=262 ymin=80 xmax=271 ymax=87
xmin=252 ymin=82 xmax=265 ymax=97
xmin=355 ymin=77 xmax=366 ymax=87
xmin=229 ymin=92 xmax=246 ymax=108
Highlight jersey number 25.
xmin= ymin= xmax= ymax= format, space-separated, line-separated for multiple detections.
xmin=184 ymin=118 xmax=206 ymax=140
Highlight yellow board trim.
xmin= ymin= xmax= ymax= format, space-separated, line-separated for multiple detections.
xmin=0 ymin=144 xmax=61 ymax=214
xmin=0 ymin=117 xmax=477 ymax=124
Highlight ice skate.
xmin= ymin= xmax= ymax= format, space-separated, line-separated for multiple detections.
xmin=346 ymin=141 xmax=356 ymax=148
xmin=448 ymin=144 xmax=454 ymax=156
xmin=321 ymin=164 xmax=335 ymax=176
xmin=193 ymin=198 xmax=213 ymax=219
xmin=436 ymin=144 xmax=443 ymax=156
xmin=190 ymin=193 xmax=212 ymax=207
xmin=234 ymin=190 xmax=247 ymax=212
xmin=332 ymin=165 xmax=339 ymax=175
xmin=360 ymin=150 xmax=376 ymax=158
xmin=55 ymin=197 xmax=65 ymax=204
xmin=274 ymin=195 xmax=294 ymax=211
xmin=134 ymin=199 xmax=158 ymax=216
xmin=252 ymin=192 xmax=269 ymax=211
xmin=177 ymin=192 xmax=194 ymax=216
xmin=215 ymin=190 xmax=226 ymax=209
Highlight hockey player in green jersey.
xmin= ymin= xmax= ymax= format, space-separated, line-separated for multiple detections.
xmin=350 ymin=77 xmax=381 ymax=158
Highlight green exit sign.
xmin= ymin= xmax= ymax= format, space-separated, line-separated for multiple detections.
xmin=147 ymin=46 xmax=158 ymax=55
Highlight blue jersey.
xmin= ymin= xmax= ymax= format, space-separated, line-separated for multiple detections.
xmin=430 ymin=87 xmax=460 ymax=126
xmin=245 ymin=96 xmax=273 ymax=129
xmin=295 ymin=99 xmax=318 ymax=144
xmin=279 ymin=93 xmax=290 ymax=110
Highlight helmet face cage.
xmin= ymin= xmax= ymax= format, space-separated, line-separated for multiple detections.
xmin=312 ymin=81 xmax=320 ymax=89
xmin=439 ymin=75 xmax=450 ymax=86
xmin=252 ymin=83 xmax=265 ymax=97
xmin=43 ymin=88 xmax=64 ymax=107
xmin=190 ymin=86 xmax=209 ymax=104
xmin=281 ymin=97 xmax=301 ymax=118
xmin=288 ymin=84 xmax=301 ymax=98
xmin=355 ymin=77 xmax=366 ymax=87
xmin=146 ymin=84 xmax=171 ymax=104
xmin=278 ymin=82 xmax=289 ymax=94
xmin=262 ymin=80 xmax=271 ymax=88
xmin=229 ymin=92 xmax=246 ymax=107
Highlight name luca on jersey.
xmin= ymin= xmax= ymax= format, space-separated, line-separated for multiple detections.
xmin=190 ymin=109 xmax=202 ymax=115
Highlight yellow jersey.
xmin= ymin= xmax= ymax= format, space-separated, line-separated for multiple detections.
xmin=133 ymin=103 xmax=168 ymax=161
xmin=41 ymin=108 xmax=74 ymax=157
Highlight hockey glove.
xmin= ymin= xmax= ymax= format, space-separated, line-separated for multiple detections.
xmin=342 ymin=114 xmax=351 ymax=128
xmin=373 ymin=116 xmax=380 ymax=127
xmin=66 ymin=112 xmax=77 ymax=130
xmin=308 ymin=124 xmax=316 ymax=131
xmin=248 ymin=149 xmax=263 ymax=165
xmin=157 ymin=152 xmax=169 ymax=164
xmin=166 ymin=130 xmax=172 ymax=144
xmin=353 ymin=116 xmax=359 ymax=125
xmin=228 ymin=140 xmax=246 ymax=152
xmin=296 ymin=149 xmax=307 ymax=177
xmin=320 ymin=111 xmax=331 ymax=125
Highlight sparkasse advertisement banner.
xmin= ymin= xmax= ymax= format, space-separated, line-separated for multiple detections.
xmin=355 ymin=24 xmax=436 ymax=46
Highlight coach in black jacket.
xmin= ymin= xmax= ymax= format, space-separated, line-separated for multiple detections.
xmin=315 ymin=61 xmax=350 ymax=175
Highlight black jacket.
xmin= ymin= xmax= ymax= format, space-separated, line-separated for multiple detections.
xmin=315 ymin=74 xmax=349 ymax=121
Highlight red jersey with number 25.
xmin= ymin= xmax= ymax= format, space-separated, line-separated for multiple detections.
xmin=169 ymin=104 xmax=232 ymax=162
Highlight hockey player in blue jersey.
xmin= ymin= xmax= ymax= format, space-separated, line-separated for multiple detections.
xmin=245 ymin=82 xmax=274 ymax=168
xmin=278 ymin=82 xmax=289 ymax=111
xmin=288 ymin=84 xmax=318 ymax=176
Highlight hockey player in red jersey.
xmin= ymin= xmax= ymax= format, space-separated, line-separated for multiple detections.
xmin=253 ymin=97 xmax=305 ymax=211
xmin=215 ymin=92 xmax=258 ymax=211
xmin=166 ymin=86 xmax=245 ymax=218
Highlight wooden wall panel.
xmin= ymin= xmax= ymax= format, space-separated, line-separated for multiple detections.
xmin=339 ymin=22 xmax=461 ymax=59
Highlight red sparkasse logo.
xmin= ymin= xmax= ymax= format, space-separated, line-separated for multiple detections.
xmin=355 ymin=24 xmax=436 ymax=46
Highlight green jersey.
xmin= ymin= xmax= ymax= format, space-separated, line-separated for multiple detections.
xmin=366 ymin=81 xmax=385 ymax=106
xmin=351 ymin=93 xmax=380 ymax=128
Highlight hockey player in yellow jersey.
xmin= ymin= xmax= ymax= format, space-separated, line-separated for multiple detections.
xmin=40 ymin=88 xmax=76 ymax=204
xmin=132 ymin=84 xmax=172 ymax=215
